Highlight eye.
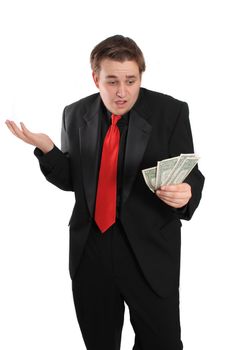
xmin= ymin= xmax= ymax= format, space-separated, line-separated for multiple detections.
xmin=127 ymin=79 xmax=136 ymax=85
xmin=108 ymin=80 xmax=117 ymax=85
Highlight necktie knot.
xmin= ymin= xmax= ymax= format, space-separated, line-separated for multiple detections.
xmin=111 ymin=114 xmax=121 ymax=126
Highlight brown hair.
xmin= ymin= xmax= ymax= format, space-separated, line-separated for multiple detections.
xmin=90 ymin=35 xmax=146 ymax=74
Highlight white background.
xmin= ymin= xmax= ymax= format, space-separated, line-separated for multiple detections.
xmin=0 ymin=0 xmax=232 ymax=349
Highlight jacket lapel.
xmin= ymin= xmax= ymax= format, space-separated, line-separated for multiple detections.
xmin=122 ymin=107 xmax=152 ymax=206
xmin=79 ymin=97 xmax=102 ymax=216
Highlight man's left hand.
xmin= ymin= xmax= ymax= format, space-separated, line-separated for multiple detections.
xmin=155 ymin=183 xmax=192 ymax=208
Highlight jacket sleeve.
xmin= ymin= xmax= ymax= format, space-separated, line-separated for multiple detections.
xmin=168 ymin=102 xmax=205 ymax=220
xmin=34 ymin=106 xmax=73 ymax=191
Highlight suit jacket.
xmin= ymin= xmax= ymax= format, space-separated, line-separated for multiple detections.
xmin=35 ymin=87 xmax=205 ymax=297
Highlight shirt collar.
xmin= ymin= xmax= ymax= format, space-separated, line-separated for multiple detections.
xmin=106 ymin=108 xmax=129 ymax=125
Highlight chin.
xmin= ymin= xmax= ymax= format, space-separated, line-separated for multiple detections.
xmin=114 ymin=106 xmax=131 ymax=116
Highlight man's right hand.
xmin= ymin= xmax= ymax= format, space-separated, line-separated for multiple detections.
xmin=5 ymin=120 xmax=54 ymax=154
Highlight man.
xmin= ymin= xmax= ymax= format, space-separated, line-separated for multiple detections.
xmin=6 ymin=35 xmax=205 ymax=350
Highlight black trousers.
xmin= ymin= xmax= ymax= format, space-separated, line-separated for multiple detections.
xmin=72 ymin=221 xmax=183 ymax=350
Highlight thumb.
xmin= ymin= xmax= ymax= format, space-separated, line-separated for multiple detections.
xmin=20 ymin=122 xmax=31 ymax=135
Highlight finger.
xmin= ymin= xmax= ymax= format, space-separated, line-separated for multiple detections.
xmin=156 ymin=189 xmax=188 ymax=200
xmin=5 ymin=120 xmax=22 ymax=137
xmin=160 ymin=183 xmax=190 ymax=192
xmin=20 ymin=122 xmax=39 ymax=146
xmin=20 ymin=122 xmax=32 ymax=136
xmin=6 ymin=120 xmax=29 ymax=142
xmin=158 ymin=195 xmax=185 ymax=205
xmin=5 ymin=120 xmax=17 ymax=136
xmin=156 ymin=190 xmax=190 ymax=204
xmin=159 ymin=198 xmax=181 ymax=208
xmin=159 ymin=197 xmax=187 ymax=208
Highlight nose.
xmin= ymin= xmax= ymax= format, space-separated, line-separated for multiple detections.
xmin=116 ymin=83 xmax=127 ymax=98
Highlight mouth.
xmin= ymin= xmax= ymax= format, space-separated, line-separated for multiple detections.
xmin=115 ymin=100 xmax=127 ymax=107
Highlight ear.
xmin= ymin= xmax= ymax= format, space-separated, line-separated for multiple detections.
xmin=92 ymin=71 xmax=99 ymax=89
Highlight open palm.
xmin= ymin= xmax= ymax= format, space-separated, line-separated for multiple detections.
xmin=5 ymin=120 xmax=54 ymax=154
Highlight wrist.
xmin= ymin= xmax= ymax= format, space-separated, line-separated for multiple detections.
xmin=40 ymin=142 xmax=54 ymax=154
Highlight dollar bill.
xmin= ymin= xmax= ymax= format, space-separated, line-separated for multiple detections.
xmin=166 ymin=156 xmax=199 ymax=185
xmin=164 ymin=153 xmax=198 ymax=185
xmin=142 ymin=166 xmax=157 ymax=192
xmin=155 ymin=156 xmax=179 ymax=189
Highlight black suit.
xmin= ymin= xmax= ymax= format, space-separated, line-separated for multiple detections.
xmin=35 ymin=87 xmax=204 ymax=349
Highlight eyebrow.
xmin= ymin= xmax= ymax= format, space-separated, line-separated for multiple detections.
xmin=126 ymin=75 xmax=137 ymax=79
xmin=105 ymin=75 xmax=137 ymax=79
xmin=105 ymin=75 xmax=118 ymax=79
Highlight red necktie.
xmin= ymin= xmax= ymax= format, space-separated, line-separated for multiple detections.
xmin=94 ymin=114 xmax=121 ymax=233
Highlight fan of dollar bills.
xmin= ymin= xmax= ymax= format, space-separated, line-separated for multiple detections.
xmin=142 ymin=154 xmax=199 ymax=192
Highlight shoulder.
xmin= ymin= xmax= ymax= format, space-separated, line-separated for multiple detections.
xmin=135 ymin=88 xmax=189 ymax=126
xmin=134 ymin=88 xmax=190 ymax=139
xmin=64 ymin=92 xmax=100 ymax=115
xmin=139 ymin=87 xmax=187 ymax=110
xmin=62 ymin=93 xmax=100 ymax=129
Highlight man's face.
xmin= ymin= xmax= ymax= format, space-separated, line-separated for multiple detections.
xmin=92 ymin=59 xmax=141 ymax=115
